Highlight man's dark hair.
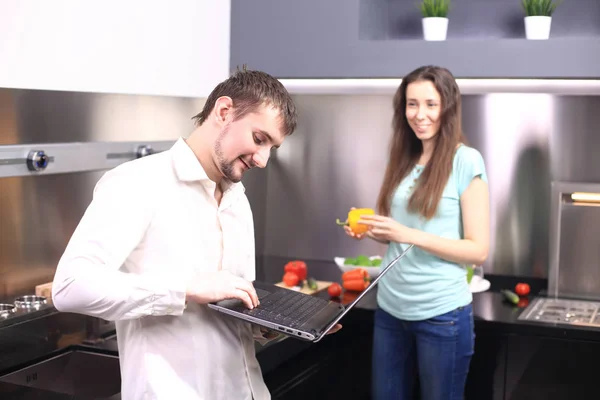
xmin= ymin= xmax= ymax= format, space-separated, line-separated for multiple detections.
xmin=192 ymin=67 xmax=297 ymax=136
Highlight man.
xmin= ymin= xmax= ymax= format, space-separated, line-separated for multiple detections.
xmin=52 ymin=69 xmax=298 ymax=399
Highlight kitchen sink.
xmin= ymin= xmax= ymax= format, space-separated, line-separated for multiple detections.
xmin=0 ymin=349 xmax=121 ymax=398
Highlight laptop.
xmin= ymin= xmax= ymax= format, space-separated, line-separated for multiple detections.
xmin=208 ymin=244 xmax=414 ymax=343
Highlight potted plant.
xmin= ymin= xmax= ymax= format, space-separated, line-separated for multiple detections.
xmin=419 ymin=0 xmax=451 ymax=41
xmin=522 ymin=0 xmax=561 ymax=40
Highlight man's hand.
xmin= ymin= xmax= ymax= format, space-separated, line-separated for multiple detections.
xmin=186 ymin=270 xmax=259 ymax=309
xmin=326 ymin=324 xmax=343 ymax=335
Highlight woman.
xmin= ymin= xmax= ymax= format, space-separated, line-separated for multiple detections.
xmin=345 ymin=65 xmax=490 ymax=400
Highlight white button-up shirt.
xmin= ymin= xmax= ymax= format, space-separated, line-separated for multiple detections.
xmin=53 ymin=138 xmax=271 ymax=400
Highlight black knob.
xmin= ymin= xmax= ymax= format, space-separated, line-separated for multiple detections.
xmin=136 ymin=145 xmax=154 ymax=158
xmin=26 ymin=150 xmax=50 ymax=172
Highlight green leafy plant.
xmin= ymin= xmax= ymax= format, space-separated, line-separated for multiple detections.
xmin=521 ymin=0 xmax=561 ymax=16
xmin=419 ymin=0 xmax=451 ymax=18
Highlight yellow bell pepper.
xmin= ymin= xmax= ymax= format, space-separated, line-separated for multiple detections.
xmin=336 ymin=208 xmax=375 ymax=234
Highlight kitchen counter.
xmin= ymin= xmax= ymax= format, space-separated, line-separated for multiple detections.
xmin=0 ymin=284 xmax=593 ymax=400
xmin=3 ymin=256 xmax=600 ymax=399
xmin=256 ymin=256 xmax=600 ymax=399
xmin=0 ymin=382 xmax=78 ymax=399
xmin=0 ymin=381 xmax=121 ymax=400
xmin=259 ymin=255 xmax=600 ymax=341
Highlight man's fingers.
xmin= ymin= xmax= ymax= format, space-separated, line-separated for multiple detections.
xmin=234 ymin=288 xmax=254 ymax=309
xmin=235 ymin=279 xmax=259 ymax=307
xmin=326 ymin=324 xmax=342 ymax=335
xmin=249 ymin=286 xmax=259 ymax=307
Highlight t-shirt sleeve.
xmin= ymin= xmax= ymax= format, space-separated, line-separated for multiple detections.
xmin=456 ymin=146 xmax=488 ymax=197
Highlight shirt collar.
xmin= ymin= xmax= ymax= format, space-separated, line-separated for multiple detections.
xmin=171 ymin=137 xmax=245 ymax=194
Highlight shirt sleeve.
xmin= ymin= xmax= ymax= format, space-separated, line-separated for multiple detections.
xmin=456 ymin=146 xmax=488 ymax=197
xmin=52 ymin=167 xmax=187 ymax=321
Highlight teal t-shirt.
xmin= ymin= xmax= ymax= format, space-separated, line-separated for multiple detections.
xmin=377 ymin=145 xmax=488 ymax=321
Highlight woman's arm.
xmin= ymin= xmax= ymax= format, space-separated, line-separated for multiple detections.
xmin=359 ymin=177 xmax=490 ymax=265
xmin=411 ymin=177 xmax=490 ymax=265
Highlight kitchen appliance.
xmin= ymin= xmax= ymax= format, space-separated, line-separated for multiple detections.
xmin=0 ymin=304 xmax=16 ymax=319
xmin=519 ymin=297 xmax=600 ymax=328
xmin=519 ymin=181 xmax=600 ymax=327
xmin=14 ymin=295 xmax=47 ymax=310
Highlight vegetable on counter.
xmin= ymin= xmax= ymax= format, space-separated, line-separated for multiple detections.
xmin=466 ymin=265 xmax=474 ymax=284
xmin=341 ymin=267 xmax=370 ymax=292
xmin=282 ymin=272 xmax=300 ymax=287
xmin=501 ymin=289 xmax=520 ymax=305
xmin=328 ymin=283 xmax=342 ymax=298
xmin=307 ymin=277 xmax=318 ymax=290
xmin=342 ymin=268 xmax=369 ymax=282
xmin=344 ymin=254 xmax=382 ymax=267
xmin=343 ymin=279 xmax=370 ymax=292
xmin=335 ymin=208 xmax=374 ymax=234
xmin=284 ymin=260 xmax=307 ymax=281
xmin=515 ymin=283 xmax=530 ymax=296
xmin=280 ymin=260 xmax=323 ymax=292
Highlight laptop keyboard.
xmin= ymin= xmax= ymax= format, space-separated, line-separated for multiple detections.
xmin=242 ymin=288 xmax=330 ymax=329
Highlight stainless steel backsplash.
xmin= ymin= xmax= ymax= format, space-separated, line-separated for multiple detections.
xmin=0 ymin=88 xmax=207 ymax=299
xmin=259 ymin=93 xmax=600 ymax=278
xmin=1 ymin=87 xmax=599 ymax=300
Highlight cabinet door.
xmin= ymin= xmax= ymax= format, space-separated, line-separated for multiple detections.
xmin=230 ymin=0 xmax=600 ymax=80
xmin=0 ymin=0 xmax=230 ymax=98
xmin=505 ymin=335 xmax=600 ymax=400
xmin=466 ymin=331 xmax=507 ymax=400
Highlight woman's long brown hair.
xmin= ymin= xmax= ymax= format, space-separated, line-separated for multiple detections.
xmin=376 ymin=66 xmax=465 ymax=220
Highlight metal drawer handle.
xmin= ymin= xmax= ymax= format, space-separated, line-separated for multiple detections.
xmin=27 ymin=150 xmax=53 ymax=171
xmin=0 ymin=150 xmax=54 ymax=172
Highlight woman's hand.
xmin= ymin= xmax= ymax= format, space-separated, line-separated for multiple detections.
xmin=342 ymin=207 xmax=368 ymax=240
xmin=343 ymin=223 xmax=367 ymax=240
xmin=358 ymin=215 xmax=415 ymax=244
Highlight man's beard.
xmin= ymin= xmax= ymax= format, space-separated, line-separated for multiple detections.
xmin=214 ymin=126 xmax=242 ymax=183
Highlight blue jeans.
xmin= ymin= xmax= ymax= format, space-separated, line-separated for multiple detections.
xmin=372 ymin=304 xmax=475 ymax=400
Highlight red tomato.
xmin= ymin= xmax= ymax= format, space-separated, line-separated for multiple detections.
xmin=515 ymin=283 xmax=530 ymax=296
xmin=283 ymin=272 xmax=300 ymax=287
xmin=284 ymin=260 xmax=307 ymax=281
xmin=328 ymin=283 xmax=342 ymax=298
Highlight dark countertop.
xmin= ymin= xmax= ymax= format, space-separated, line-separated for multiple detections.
xmin=3 ymin=256 xmax=600 ymax=398
xmin=0 ymin=383 xmax=121 ymax=400
xmin=258 ymin=255 xmax=600 ymax=342
xmin=0 ymin=384 xmax=77 ymax=400
xmin=0 ymin=304 xmax=58 ymax=330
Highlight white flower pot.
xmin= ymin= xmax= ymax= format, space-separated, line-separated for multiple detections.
xmin=422 ymin=17 xmax=448 ymax=41
xmin=524 ymin=16 xmax=552 ymax=40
